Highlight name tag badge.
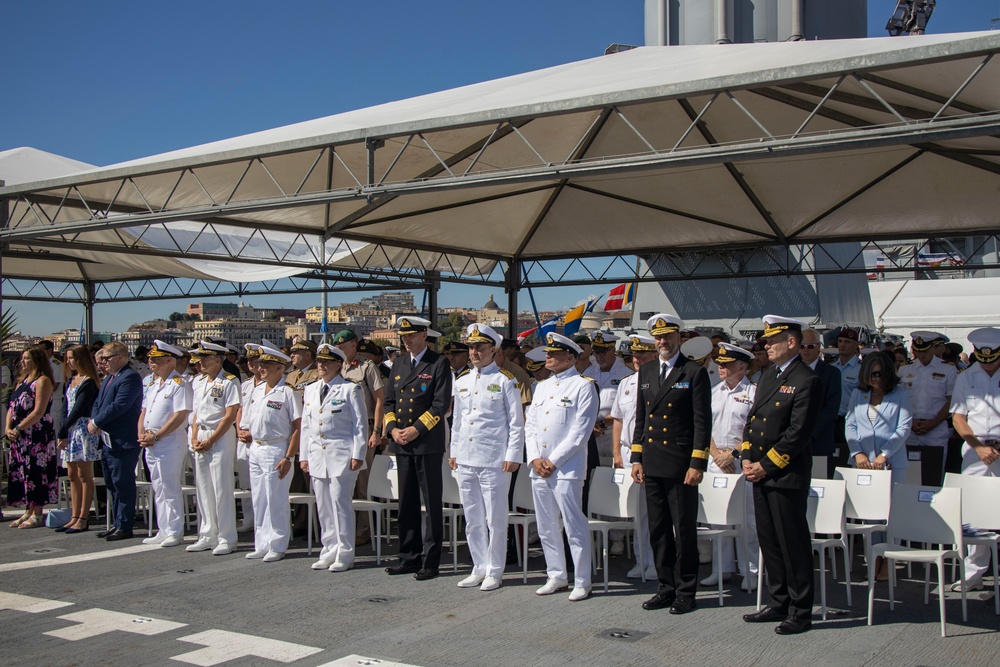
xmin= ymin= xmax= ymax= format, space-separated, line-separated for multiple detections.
xmin=640 ymin=383 xmax=650 ymax=390
xmin=713 ymin=476 xmax=729 ymax=489
xmin=266 ymin=400 xmax=283 ymax=410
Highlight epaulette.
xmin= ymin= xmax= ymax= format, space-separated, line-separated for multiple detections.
xmin=224 ymin=373 xmax=238 ymax=381
xmin=582 ymin=376 xmax=597 ymax=382
xmin=456 ymin=368 xmax=471 ymax=380
xmin=173 ymin=377 xmax=184 ymax=385
xmin=498 ymin=368 xmax=515 ymax=380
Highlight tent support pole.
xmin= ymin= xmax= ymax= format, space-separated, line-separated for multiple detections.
xmin=427 ymin=271 xmax=440 ymax=330
xmin=84 ymin=281 xmax=95 ymax=345
xmin=506 ymin=260 xmax=520 ymax=339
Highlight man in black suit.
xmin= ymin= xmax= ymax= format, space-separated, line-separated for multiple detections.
xmin=383 ymin=316 xmax=453 ymax=580
xmin=631 ymin=313 xmax=712 ymax=615
xmin=741 ymin=315 xmax=823 ymax=635
xmin=800 ymin=328 xmax=842 ymax=479
xmin=87 ymin=341 xmax=144 ymax=541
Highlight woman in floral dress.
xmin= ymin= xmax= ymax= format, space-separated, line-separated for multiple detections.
xmin=5 ymin=346 xmax=57 ymax=528
xmin=55 ymin=345 xmax=103 ymax=533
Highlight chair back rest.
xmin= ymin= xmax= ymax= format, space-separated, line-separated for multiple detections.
xmin=806 ymin=478 xmax=847 ymax=536
xmin=367 ymin=455 xmax=399 ymax=501
xmin=886 ymin=484 xmax=963 ymax=549
xmin=833 ymin=467 xmax=892 ymax=522
xmin=697 ymin=474 xmax=746 ymax=525
xmin=441 ymin=460 xmax=464 ymax=505
xmin=587 ymin=467 xmax=638 ymax=519
xmin=944 ymin=473 xmax=1000 ymax=531
xmin=511 ymin=469 xmax=534 ymax=512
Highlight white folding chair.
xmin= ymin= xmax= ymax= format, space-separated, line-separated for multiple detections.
xmin=587 ymin=467 xmax=640 ymax=593
xmin=440 ymin=460 xmax=467 ymax=574
xmin=943 ymin=473 xmax=1000 ymax=615
xmin=352 ymin=455 xmax=398 ymax=565
xmin=697 ymin=473 xmax=747 ymax=606
xmin=904 ymin=450 xmax=924 ymax=486
xmin=507 ymin=470 xmax=538 ymax=583
xmin=807 ymin=478 xmax=852 ymax=619
xmin=289 ymin=487 xmax=318 ymax=556
xmin=834 ymin=467 xmax=892 ymax=572
xmin=867 ymin=484 xmax=968 ymax=637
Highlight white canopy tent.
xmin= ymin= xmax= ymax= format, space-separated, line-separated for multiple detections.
xmin=3 ymin=32 xmax=999 ymax=329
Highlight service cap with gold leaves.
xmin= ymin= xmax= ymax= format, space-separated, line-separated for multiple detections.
xmin=590 ymin=331 xmax=619 ymax=350
xmin=524 ymin=346 xmax=547 ymax=371
xmin=148 ymin=339 xmax=184 ymax=358
xmin=290 ymin=339 xmax=318 ymax=353
xmin=647 ymin=313 xmax=684 ymax=336
xmin=396 ymin=316 xmax=431 ymax=335
xmin=187 ymin=349 xmax=202 ymax=363
xmin=358 ymin=339 xmax=383 ymax=356
xmin=544 ymin=332 xmax=582 ymax=355
xmin=244 ymin=343 xmax=261 ymax=358
xmin=715 ymin=342 xmax=753 ymax=364
xmin=681 ymin=336 xmax=713 ymax=364
xmin=761 ymin=315 xmax=805 ymax=339
xmin=258 ymin=346 xmax=291 ymax=364
xmin=317 ymin=343 xmax=347 ymax=363
xmin=194 ymin=341 xmax=228 ymax=357
xmin=261 ymin=338 xmax=280 ymax=350
xmin=628 ymin=334 xmax=656 ymax=352
xmin=910 ymin=330 xmax=948 ymax=351
xmin=465 ymin=323 xmax=501 ymax=347
xmin=442 ymin=340 xmax=470 ymax=354
xmin=968 ymin=327 xmax=1000 ymax=364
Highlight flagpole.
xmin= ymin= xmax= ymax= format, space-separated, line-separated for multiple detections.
xmin=630 ymin=258 xmax=641 ymax=328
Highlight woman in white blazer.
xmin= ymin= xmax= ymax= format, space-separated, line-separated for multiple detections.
xmin=300 ymin=344 xmax=368 ymax=572
xmin=846 ymin=351 xmax=913 ymax=483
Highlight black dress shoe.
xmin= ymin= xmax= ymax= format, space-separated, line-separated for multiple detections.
xmin=413 ymin=568 xmax=439 ymax=581
xmin=105 ymin=529 xmax=134 ymax=541
xmin=642 ymin=592 xmax=676 ymax=610
xmin=743 ymin=607 xmax=787 ymax=623
xmin=669 ymin=597 xmax=697 ymax=615
xmin=96 ymin=528 xmax=117 ymax=539
xmin=65 ymin=521 xmax=89 ymax=534
xmin=385 ymin=564 xmax=421 ymax=576
xmin=775 ymin=618 xmax=812 ymax=635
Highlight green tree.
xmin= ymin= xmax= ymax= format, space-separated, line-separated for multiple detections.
xmin=437 ymin=312 xmax=468 ymax=344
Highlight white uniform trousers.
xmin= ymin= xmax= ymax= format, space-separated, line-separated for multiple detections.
xmin=193 ymin=427 xmax=237 ymax=547
xmin=249 ymin=444 xmax=293 ymax=554
xmin=313 ymin=471 xmax=360 ymax=566
xmin=706 ymin=458 xmax=759 ymax=576
xmin=960 ymin=443 xmax=1000 ymax=582
xmin=145 ymin=439 xmax=187 ymax=538
xmin=457 ymin=465 xmax=511 ymax=578
xmin=620 ymin=445 xmax=655 ymax=570
xmin=235 ymin=441 xmax=254 ymax=526
xmin=531 ymin=477 xmax=592 ymax=588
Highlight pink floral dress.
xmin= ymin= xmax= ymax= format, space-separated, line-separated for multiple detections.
xmin=6 ymin=378 xmax=58 ymax=508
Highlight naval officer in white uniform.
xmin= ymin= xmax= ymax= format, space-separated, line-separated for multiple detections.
xmin=449 ymin=324 xmax=525 ymax=591
xmin=245 ymin=345 xmax=302 ymax=562
xmin=137 ymin=340 xmax=193 ymax=548
xmin=300 ymin=344 xmax=368 ymax=572
xmin=187 ymin=341 xmax=241 ymax=555
xmin=525 ymin=332 xmax=598 ymax=601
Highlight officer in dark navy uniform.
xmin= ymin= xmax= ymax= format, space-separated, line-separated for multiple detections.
xmin=741 ymin=315 xmax=823 ymax=635
xmin=631 ymin=313 xmax=712 ymax=615
xmin=383 ymin=316 xmax=453 ymax=580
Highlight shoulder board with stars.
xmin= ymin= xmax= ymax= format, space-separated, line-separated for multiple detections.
xmin=173 ymin=377 xmax=184 ymax=385
xmin=499 ymin=368 xmax=515 ymax=380
xmin=224 ymin=373 xmax=238 ymax=381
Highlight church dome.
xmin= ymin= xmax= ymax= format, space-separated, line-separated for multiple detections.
xmin=482 ymin=293 xmax=501 ymax=310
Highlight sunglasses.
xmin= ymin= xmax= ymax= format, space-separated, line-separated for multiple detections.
xmin=870 ymin=371 xmax=884 ymax=378
xmin=801 ymin=344 xmax=821 ymax=350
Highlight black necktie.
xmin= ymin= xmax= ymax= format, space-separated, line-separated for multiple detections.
xmin=659 ymin=363 xmax=667 ymax=383
xmin=320 ymin=384 xmax=329 ymax=402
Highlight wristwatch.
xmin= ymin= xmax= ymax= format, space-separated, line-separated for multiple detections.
xmin=282 ymin=456 xmax=294 ymax=463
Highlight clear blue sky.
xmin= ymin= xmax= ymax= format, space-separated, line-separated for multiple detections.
xmin=3 ymin=0 xmax=998 ymax=335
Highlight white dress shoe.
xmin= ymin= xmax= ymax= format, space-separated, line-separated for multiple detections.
xmin=609 ymin=540 xmax=626 ymax=556
xmin=328 ymin=561 xmax=353 ymax=572
xmin=159 ymin=536 xmax=183 ymax=548
xmin=186 ymin=539 xmax=215 ymax=552
xmin=212 ymin=543 xmax=235 ymax=556
xmin=568 ymin=586 xmax=592 ymax=601
xmin=262 ymin=551 xmax=285 ymax=563
xmin=142 ymin=534 xmax=165 ymax=545
xmin=457 ymin=574 xmax=486 ymax=588
xmin=645 ymin=566 xmax=658 ymax=580
xmin=742 ymin=575 xmax=758 ymax=592
xmin=245 ymin=549 xmax=268 ymax=559
xmin=950 ymin=579 xmax=983 ymax=592
xmin=626 ymin=564 xmax=644 ymax=579
xmin=237 ymin=523 xmax=254 ymax=534
xmin=480 ymin=576 xmax=501 ymax=591
xmin=535 ymin=578 xmax=569 ymax=596
xmin=311 ymin=558 xmax=333 ymax=570
xmin=700 ymin=572 xmax=732 ymax=586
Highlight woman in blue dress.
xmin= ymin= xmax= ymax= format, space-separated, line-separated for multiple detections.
xmin=55 ymin=345 xmax=103 ymax=534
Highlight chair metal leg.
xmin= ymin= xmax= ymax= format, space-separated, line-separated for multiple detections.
xmin=867 ymin=551 xmax=877 ymax=626
xmin=375 ymin=511 xmax=382 ymax=565
xmin=522 ymin=522 xmax=530 ymax=584
xmin=889 ymin=558 xmax=896 ymax=611
xmin=602 ymin=531 xmax=610 ymax=593
xmin=819 ymin=546 xmax=828 ymax=621
xmin=937 ymin=557 xmax=947 ymax=637
xmin=756 ymin=546 xmax=765 ymax=611
xmin=843 ymin=544 xmax=853 ymax=607
xmin=715 ymin=538 xmax=724 ymax=607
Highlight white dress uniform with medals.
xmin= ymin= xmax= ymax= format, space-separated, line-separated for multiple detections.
xmin=189 ymin=341 xmax=241 ymax=552
xmin=246 ymin=347 xmax=303 ymax=557
xmin=142 ymin=342 xmax=194 ymax=542
xmin=524 ymin=333 xmax=598 ymax=594
xmin=450 ymin=325 xmax=525 ymax=585
xmin=901 ymin=331 xmax=957 ymax=482
xmin=583 ymin=331 xmax=633 ymax=463
xmin=301 ymin=344 xmax=368 ymax=570
xmin=950 ymin=329 xmax=1000 ymax=587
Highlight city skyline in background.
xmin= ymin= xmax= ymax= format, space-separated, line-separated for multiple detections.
xmin=4 ymin=1 xmax=999 ymax=335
